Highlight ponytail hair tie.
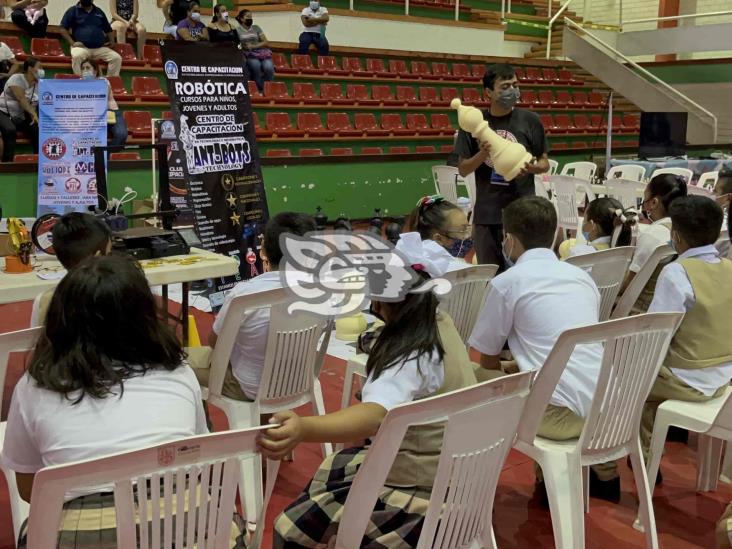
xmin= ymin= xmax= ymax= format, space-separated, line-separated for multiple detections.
xmin=612 ymin=208 xmax=638 ymax=226
xmin=417 ymin=194 xmax=445 ymax=211
xmin=411 ymin=263 xmax=426 ymax=272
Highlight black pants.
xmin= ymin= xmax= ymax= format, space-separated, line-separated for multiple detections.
xmin=473 ymin=223 xmax=505 ymax=272
xmin=298 ymin=31 xmax=329 ymax=55
xmin=0 ymin=111 xmax=39 ymax=162
xmin=11 ymin=9 xmax=48 ymax=38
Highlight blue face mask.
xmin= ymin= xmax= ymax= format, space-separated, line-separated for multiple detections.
xmin=445 ymin=237 xmax=474 ymax=258
xmin=502 ymin=235 xmax=515 ymax=268
xmin=582 ymin=231 xmax=592 ymax=242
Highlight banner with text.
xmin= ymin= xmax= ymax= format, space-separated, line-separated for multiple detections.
xmin=155 ymin=118 xmax=194 ymax=226
xmin=37 ymin=79 xmax=107 ymax=216
xmin=161 ymin=41 xmax=269 ymax=307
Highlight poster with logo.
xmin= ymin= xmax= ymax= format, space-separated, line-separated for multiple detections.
xmin=161 ymin=41 xmax=269 ymax=308
xmin=37 ymin=79 xmax=107 ymax=215
xmin=155 ymin=118 xmax=194 ymax=226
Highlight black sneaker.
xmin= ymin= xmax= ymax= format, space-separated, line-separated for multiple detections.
xmin=589 ymin=468 xmax=621 ymax=503
xmin=533 ymin=480 xmax=549 ymax=509
xmin=667 ymin=426 xmax=689 ymax=443
xmin=626 ymin=456 xmax=663 ymax=485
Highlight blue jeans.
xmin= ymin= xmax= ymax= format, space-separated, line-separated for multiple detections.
xmin=109 ymin=112 xmax=128 ymax=146
xmin=246 ymin=57 xmax=275 ymax=93
xmin=298 ymin=31 xmax=329 ymax=55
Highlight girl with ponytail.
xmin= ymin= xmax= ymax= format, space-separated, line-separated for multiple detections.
xmin=559 ymin=197 xmax=638 ymax=259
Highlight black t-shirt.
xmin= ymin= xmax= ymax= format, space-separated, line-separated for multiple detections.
xmin=454 ymin=108 xmax=548 ymax=225
xmin=170 ymin=0 xmax=189 ymax=25
xmin=208 ymin=27 xmax=239 ymax=43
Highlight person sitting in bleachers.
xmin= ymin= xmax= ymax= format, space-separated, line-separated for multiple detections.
xmin=8 ymin=0 xmax=48 ymax=38
xmin=0 ymin=39 xmax=21 ymax=88
xmin=622 ymin=173 xmax=687 ymax=313
xmin=404 ymin=194 xmax=473 ymax=269
xmin=558 ymin=196 xmax=636 ymax=259
xmin=30 ymin=211 xmax=112 ymax=326
xmin=207 ymin=3 xmax=238 ymax=44
xmin=60 ymin=0 xmax=123 ymax=77
xmin=177 ymin=1 xmax=208 ymax=42
xmin=468 ymin=196 xmax=620 ymax=501
xmin=0 ymin=57 xmax=40 ymax=163
xmin=261 ymin=235 xmax=477 ymax=549
xmin=160 ymin=0 xmax=188 ymax=38
xmin=198 ymin=212 xmax=316 ymax=401
xmin=236 ymin=9 xmax=274 ymax=94
xmin=1 ymin=254 xmax=211 ymax=546
xmin=298 ymin=0 xmax=329 ymax=55
xmin=80 ymin=59 xmax=127 ymax=146
xmin=643 ymin=195 xmax=732 ymax=469
xmin=109 ymin=0 xmax=146 ymax=59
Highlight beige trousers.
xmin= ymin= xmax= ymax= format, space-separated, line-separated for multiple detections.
xmin=187 ymin=346 xmax=253 ymax=402
xmin=718 ymin=502 xmax=732 ymax=548
xmin=71 ymin=46 xmax=122 ymax=76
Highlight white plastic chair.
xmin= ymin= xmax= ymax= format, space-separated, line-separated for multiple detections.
xmin=335 ymin=371 xmax=533 ymax=549
xmin=548 ymin=158 xmax=559 ymax=175
xmin=603 ymin=179 xmax=646 ymax=210
xmin=606 ymin=164 xmax=647 ymax=183
xmin=514 ymin=313 xmax=683 ymax=549
xmin=647 ymin=387 xmax=732 ymax=494
xmin=439 ymin=264 xmax=499 ymax=345
xmin=535 ymin=175 xmax=550 ymax=199
xmin=715 ymin=230 xmax=730 ymax=259
xmin=650 ymin=167 xmax=693 ymax=184
xmin=0 ymin=327 xmax=42 ymax=545
xmin=549 ymin=175 xmax=597 ymax=239
xmin=697 ymin=170 xmax=719 ymax=191
xmin=431 ymin=165 xmax=460 ymax=203
xmin=206 ymin=287 xmax=331 ymax=527
xmin=611 ymin=244 xmax=676 ymax=319
xmin=25 ymin=427 xmax=279 ymax=549
xmin=560 ymin=161 xmax=598 ymax=182
xmin=565 ymin=247 xmax=635 ymax=321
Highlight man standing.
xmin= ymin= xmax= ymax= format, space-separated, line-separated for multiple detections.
xmin=455 ymin=63 xmax=549 ymax=268
xmin=60 ymin=0 xmax=123 ymax=77
xmin=298 ymin=0 xmax=329 ymax=55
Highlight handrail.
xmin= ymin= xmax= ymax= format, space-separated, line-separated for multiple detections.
xmin=623 ymin=10 xmax=732 ymax=26
xmin=546 ymin=0 xmax=573 ymax=59
xmin=563 ymin=17 xmax=718 ymax=142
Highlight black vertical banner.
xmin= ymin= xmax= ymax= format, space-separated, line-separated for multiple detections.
xmin=161 ymin=41 xmax=269 ymax=308
xmin=155 ymin=118 xmax=194 ymax=226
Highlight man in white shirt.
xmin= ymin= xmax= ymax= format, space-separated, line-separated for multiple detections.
xmin=469 ymin=196 xmax=619 ymax=502
xmin=645 ymin=196 xmax=732 ymax=470
xmin=298 ymin=0 xmax=329 ymax=55
xmin=202 ymin=212 xmax=317 ymax=401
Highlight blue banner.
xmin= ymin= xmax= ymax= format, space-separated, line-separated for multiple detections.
xmin=37 ymin=79 xmax=108 ymax=216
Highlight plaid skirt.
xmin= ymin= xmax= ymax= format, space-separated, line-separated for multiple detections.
xmin=17 ymin=489 xmax=246 ymax=548
xmin=273 ymin=447 xmax=431 ymax=549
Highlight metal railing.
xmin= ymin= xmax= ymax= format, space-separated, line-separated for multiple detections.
xmin=563 ymin=17 xmax=718 ymax=142
xmin=623 ymin=10 xmax=732 ymax=27
xmin=348 ymin=0 xmax=462 ymax=20
xmin=546 ymin=0 xmax=573 ymax=59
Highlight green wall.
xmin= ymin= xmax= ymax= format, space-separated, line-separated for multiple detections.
xmin=643 ymin=62 xmax=732 ymax=84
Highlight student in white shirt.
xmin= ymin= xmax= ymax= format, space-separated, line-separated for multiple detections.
xmin=203 ymin=212 xmax=316 ymax=401
xmin=622 ymin=173 xmax=687 ymax=312
xmin=468 ymin=196 xmax=620 ymax=502
xmin=404 ymin=194 xmax=474 ymax=270
xmin=298 ymin=0 xmax=329 ymax=55
xmin=558 ymin=197 xmax=636 ymax=259
xmin=260 ymin=237 xmax=476 ymax=548
xmin=644 ymin=196 xmax=732 ymax=471
xmin=2 ymin=255 xmax=209 ymax=544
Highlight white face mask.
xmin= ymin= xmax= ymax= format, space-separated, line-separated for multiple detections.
xmin=191 ymin=12 xmax=201 ymax=21
xmin=81 ymin=69 xmax=95 ymax=79
xmin=35 ymin=68 xmax=45 ymax=79
xmin=309 ymin=1 xmax=320 ymax=10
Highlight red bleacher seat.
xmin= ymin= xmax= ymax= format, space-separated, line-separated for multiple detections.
xmin=537 ymin=90 xmax=554 ymax=107
xmin=396 ymin=85 xmax=424 ymax=105
xmin=462 ymin=88 xmax=486 ymax=106
xmin=451 ymin=63 xmax=471 ymax=80
xmin=317 ymin=56 xmax=348 ymax=75
xmin=109 ymin=152 xmax=141 ymax=161
xmin=572 ymin=91 xmax=589 ymax=107
xmin=406 ymin=113 xmax=441 ymax=135
xmin=416 ymin=145 xmax=437 ymax=153
xmin=440 ymin=87 xmax=458 ymax=105
xmin=540 ymin=114 xmax=555 ymax=133
xmin=163 ymin=111 xmax=173 ymax=120
xmin=389 ymin=146 xmax=410 ymax=154
xmin=553 ymin=114 xmax=573 ymax=133
xmin=622 ymin=113 xmax=640 ymax=131
xmin=570 ymin=141 xmax=590 ymax=150
xmin=519 ymin=90 xmax=539 ymax=108
xmin=123 ymin=111 xmax=152 ymax=138
xmin=320 ymin=83 xmax=350 ymax=104
xmin=471 ymin=64 xmax=485 ymax=79
xmin=290 ymin=54 xmax=321 ymax=74
xmin=330 ymin=147 xmax=353 ymax=156
xmin=107 ymin=76 xmax=132 ymax=100
xmin=373 ymin=85 xmax=401 ymax=106
xmin=552 ymin=142 xmax=568 ymax=150
xmin=542 ymin=68 xmax=564 ymax=84
xmin=267 ymin=149 xmax=292 ymax=157
xmin=440 ymin=144 xmax=454 ymax=153
xmin=366 ymin=58 xmax=395 ymax=78
xmin=30 ymin=38 xmax=69 ymax=62
xmin=55 ymin=73 xmax=79 ymax=79
xmin=13 ymin=154 xmax=38 ymax=163
xmin=559 ymin=69 xmax=582 ymax=85
xmin=590 ymin=114 xmax=606 ymax=130
xmin=346 ymin=84 xmax=379 ymax=105
xmin=418 ymin=87 xmax=439 ymax=105
xmin=554 ymin=90 xmax=573 ymax=108
xmin=388 ymin=59 xmax=410 ymax=77
xmin=342 ymin=57 xmax=370 ymax=76
xmin=247 ymin=80 xmax=266 ymax=104
xmin=525 ymin=67 xmax=545 ymax=83
xmin=411 ymin=61 xmax=431 ymax=78
xmin=432 ymin=62 xmax=450 ymax=79
xmin=272 ymin=53 xmax=296 ymax=74
xmin=354 ymin=113 xmax=389 ymax=136
xmin=587 ymin=92 xmax=604 ymax=107
xmin=293 ymin=82 xmax=327 ymax=104
xmin=297 ymin=113 xmax=334 ymax=137
xmin=300 ymin=148 xmax=323 ymax=156
xmin=381 ymin=113 xmax=413 ymax=136
xmin=143 ymin=45 xmax=162 ymax=67
xmin=0 ymin=36 xmax=26 ymax=58
xmin=131 ymin=76 xmax=167 ymax=102
xmin=361 ymin=147 xmax=384 ymax=155
xmin=612 ymin=114 xmax=634 ymax=134
xmin=592 ymin=141 xmax=605 ymax=149
xmin=264 ymin=81 xmax=298 ymax=104
xmin=265 ymin=112 xmax=304 ymax=137
xmin=111 ymin=43 xmax=145 ymax=66
xmin=573 ymin=114 xmax=590 ymax=132
xmin=430 ymin=113 xmax=453 ymax=135
xmin=252 ymin=112 xmax=272 ymax=138
xmin=626 ymin=139 xmax=639 ymax=148
xmin=514 ymin=67 xmax=526 ymax=82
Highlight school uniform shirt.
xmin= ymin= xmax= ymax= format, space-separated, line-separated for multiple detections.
xmin=648 ymin=244 xmax=732 ymax=395
xmin=1 ymin=365 xmax=208 ymax=501
xmin=630 ymin=217 xmax=672 ymax=273
xmin=212 ymin=271 xmax=282 ymax=400
xmin=469 ymin=248 xmax=604 ymax=417
xmin=454 ymin=108 xmax=548 ymax=226
xmin=300 ymin=6 xmax=328 ymax=34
